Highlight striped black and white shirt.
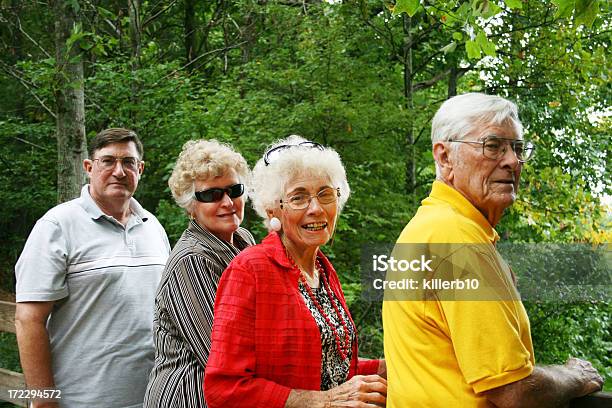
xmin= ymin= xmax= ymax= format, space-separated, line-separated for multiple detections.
xmin=143 ymin=220 xmax=254 ymax=408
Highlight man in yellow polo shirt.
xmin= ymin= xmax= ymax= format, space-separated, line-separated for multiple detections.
xmin=382 ymin=93 xmax=603 ymax=407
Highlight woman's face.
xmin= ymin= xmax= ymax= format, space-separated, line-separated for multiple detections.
xmin=275 ymin=175 xmax=338 ymax=254
xmin=192 ymin=168 xmax=244 ymax=242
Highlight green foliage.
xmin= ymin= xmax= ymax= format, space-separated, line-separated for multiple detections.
xmin=553 ymin=0 xmax=602 ymax=27
xmin=155 ymin=199 xmax=190 ymax=245
xmin=0 ymin=119 xmax=56 ymax=288
xmin=0 ymin=333 xmax=21 ymax=373
xmin=393 ymin=0 xmax=421 ymax=16
xmin=505 ymin=0 xmax=523 ymax=10
xmin=526 ymin=301 xmax=612 ymax=387
xmin=0 ymin=0 xmax=609 ymax=386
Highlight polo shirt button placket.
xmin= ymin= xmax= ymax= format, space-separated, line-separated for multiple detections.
xmin=124 ymin=229 xmax=135 ymax=252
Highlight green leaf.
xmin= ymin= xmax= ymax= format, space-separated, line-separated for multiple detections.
xmin=66 ymin=31 xmax=85 ymax=49
xmin=452 ymin=32 xmax=463 ymax=41
xmin=471 ymin=0 xmax=485 ymax=16
xmin=476 ymin=31 xmax=496 ymax=57
xmin=393 ymin=0 xmax=420 ymax=17
xmin=456 ymin=2 xmax=471 ymax=18
xmin=465 ymin=40 xmax=482 ymax=59
xmin=441 ymin=41 xmax=457 ymax=54
xmin=471 ymin=0 xmax=501 ymax=17
xmin=79 ymin=40 xmax=93 ymax=51
xmin=482 ymin=2 xmax=502 ymax=18
xmin=68 ymin=54 xmax=82 ymax=64
xmin=574 ymin=0 xmax=599 ymax=28
xmin=96 ymin=6 xmax=116 ymax=20
xmin=552 ymin=0 xmax=575 ymax=18
xmin=505 ymin=0 xmax=523 ymax=10
xmin=65 ymin=0 xmax=80 ymax=14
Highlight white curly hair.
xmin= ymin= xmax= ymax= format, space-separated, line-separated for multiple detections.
xmin=251 ymin=135 xmax=350 ymax=229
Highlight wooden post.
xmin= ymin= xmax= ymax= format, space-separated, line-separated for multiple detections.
xmin=0 ymin=301 xmax=26 ymax=407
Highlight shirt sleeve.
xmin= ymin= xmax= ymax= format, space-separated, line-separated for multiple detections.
xmin=15 ymin=218 xmax=70 ymax=302
xmin=204 ymin=260 xmax=291 ymax=408
xmin=163 ymin=255 xmax=219 ymax=368
xmin=441 ymin=300 xmax=534 ymax=393
xmin=439 ymin=245 xmax=533 ymax=393
xmin=357 ymin=359 xmax=380 ymax=375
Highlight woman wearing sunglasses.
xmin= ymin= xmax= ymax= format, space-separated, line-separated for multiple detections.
xmin=204 ymin=135 xmax=387 ymax=408
xmin=144 ymin=139 xmax=254 ymax=408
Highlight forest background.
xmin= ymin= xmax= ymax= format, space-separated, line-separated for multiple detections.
xmin=0 ymin=0 xmax=610 ymax=393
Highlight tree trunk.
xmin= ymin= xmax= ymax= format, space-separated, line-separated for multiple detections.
xmin=129 ymin=0 xmax=141 ymax=119
xmin=52 ymin=0 xmax=87 ymax=203
xmin=184 ymin=0 xmax=196 ymax=66
xmin=129 ymin=0 xmax=141 ymax=68
xmin=448 ymin=62 xmax=458 ymax=98
xmin=403 ymin=14 xmax=415 ymax=195
xmin=11 ymin=0 xmax=26 ymax=117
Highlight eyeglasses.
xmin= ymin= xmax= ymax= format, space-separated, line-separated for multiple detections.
xmin=263 ymin=141 xmax=324 ymax=166
xmin=280 ymin=187 xmax=340 ymax=210
xmin=194 ymin=183 xmax=245 ymax=203
xmin=448 ymin=135 xmax=535 ymax=163
xmin=93 ymin=155 xmax=141 ymax=172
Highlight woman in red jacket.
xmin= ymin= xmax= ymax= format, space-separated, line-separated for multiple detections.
xmin=205 ymin=135 xmax=387 ymax=407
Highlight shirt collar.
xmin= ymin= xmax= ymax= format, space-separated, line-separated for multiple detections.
xmin=187 ymin=219 xmax=251 ymax=253
xmin=261 ymin=231 xmax=335 ymax=277
xmin=262 ymin=231 xmax=294 ymax=270
xmin=429 ymin=180 xmax=500 ymax=244
xmin=79 ymin=184 xmax=148 ymax=222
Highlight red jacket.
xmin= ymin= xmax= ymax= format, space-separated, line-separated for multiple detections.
xmin=204 ymin=232 xmax=379 ymax=407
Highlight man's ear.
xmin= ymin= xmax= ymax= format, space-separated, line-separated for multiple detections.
xmin=83 ymin=159 xmax=93 ymax=176
xmin=433 ymin=142 xmax=454 ymax=181
xmin=138 ymin=161 xmax=145 ymax=179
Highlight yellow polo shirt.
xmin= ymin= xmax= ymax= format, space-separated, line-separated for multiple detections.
xmin=383 ymin=181 xmax=534 ymax=407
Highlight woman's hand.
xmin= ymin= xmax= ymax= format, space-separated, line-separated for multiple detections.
xmin=285 ymin=375 xmax=387 ymax=408
xmin=324 ymin=374 xmax=387 ymax=407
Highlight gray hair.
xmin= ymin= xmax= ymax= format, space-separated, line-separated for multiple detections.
xmin=431 ymin=93 xmax=524 ymax=176
xmin=251 ymin=135 xmax=350 ymax=228
xmin=168 ymin=139 xmax=250 ymax=214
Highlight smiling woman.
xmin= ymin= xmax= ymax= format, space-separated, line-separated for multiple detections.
xmin=204 ymin=135 xmax=387 ymax=408
xmin=144 ymin=139 xmax=255 ymax=408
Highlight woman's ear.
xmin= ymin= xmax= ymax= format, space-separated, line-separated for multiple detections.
xmin=267 ymin=209 xmax=282 ymax=232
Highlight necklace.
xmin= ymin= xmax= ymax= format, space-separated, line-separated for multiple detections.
xmin=285 ymin=249 xmax=352 ymax=360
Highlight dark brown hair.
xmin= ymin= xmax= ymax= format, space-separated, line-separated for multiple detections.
xmin=88 ymin=128 xmax=144 ymax=159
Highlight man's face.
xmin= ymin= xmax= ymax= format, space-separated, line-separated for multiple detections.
xmin=448 ymin=123 xmax=522 ymax=221
xmin=83 ymin=141 xmax=143 ymax=206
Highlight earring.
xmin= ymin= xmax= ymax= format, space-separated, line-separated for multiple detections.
xmin=269 ymin=217 xmax=282 ymax=232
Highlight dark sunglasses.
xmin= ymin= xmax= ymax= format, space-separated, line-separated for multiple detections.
xmin=194 ymin=183 xmax=245 ymax=203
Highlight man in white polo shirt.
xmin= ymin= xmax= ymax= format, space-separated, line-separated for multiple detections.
xmin=15 ymin=128 xmax=170 ymax=408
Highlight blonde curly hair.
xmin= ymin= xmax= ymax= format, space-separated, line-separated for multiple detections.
xmin=168 ymin=139 xmax=250 ymax=214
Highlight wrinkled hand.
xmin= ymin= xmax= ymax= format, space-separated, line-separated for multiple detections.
xmin=565 ymin=357 xmax=604 ymax=396
xmin=325 ymin=374 xmax=387 ymax=407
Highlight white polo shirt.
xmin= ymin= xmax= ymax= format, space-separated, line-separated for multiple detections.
xmin=16 ymin=184 xmax=170 ymax=408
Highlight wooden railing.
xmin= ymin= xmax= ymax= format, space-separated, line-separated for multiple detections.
xmin=571 ymin=391 xmax=612 ymax=408
xmin=0 ymin=300 xmax=26 ymax=407
xmin=0 ymin=299 xmax=610 ymax=407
